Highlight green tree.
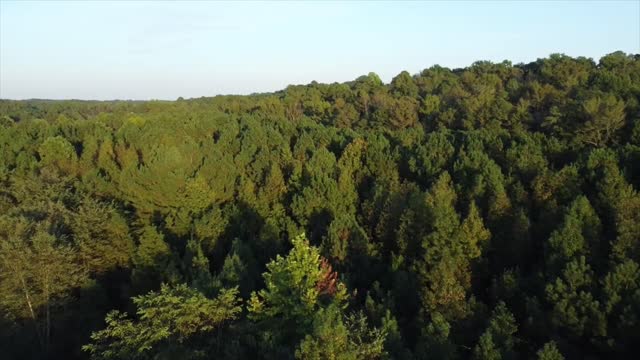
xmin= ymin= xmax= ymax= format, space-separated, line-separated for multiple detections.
xmin=577 ymin=94 xmax=626 ymax=147
xmin=132 ymin=226 xmax=179 ymax=292
xmin=390 ymin=71 xmax=419 ymax=98
xmin=248 ymin=234 xmax=348 ymax=332
xmin=0 ymin=227 xmax=87 ymax=354
xmin=545 ymin=257 xmax=606 ymax=339
xmin=536 ymin=341 xmax=564 ymax=360
xmin=83 ymin=284 xmax=241 ymax=359
xmin=38 ymin=135 xmax=78 ymax=175
xmin=417 ymin=173 xmax=490 ymax=320
xmin=295 ymin=307 xmax=387 ymax=360
xmin=473 ymin=302 xmax=518 ymax=360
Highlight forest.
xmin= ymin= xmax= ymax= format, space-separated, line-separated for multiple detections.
xmin=1 ymin=51 xmax=639 ymax=359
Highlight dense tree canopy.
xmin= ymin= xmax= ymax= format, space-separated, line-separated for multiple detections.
xmin=1 ymin=52 xmax=639 ymax=359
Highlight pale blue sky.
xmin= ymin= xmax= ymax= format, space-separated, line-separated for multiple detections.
xmin=1 ymin=1 xmax=638 ymax=100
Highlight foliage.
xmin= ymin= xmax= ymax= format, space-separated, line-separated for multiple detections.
xmin=1 ymin=51 xmax=639 ymax=359
xmin=82 ymin=284 xmax=241 ymax=359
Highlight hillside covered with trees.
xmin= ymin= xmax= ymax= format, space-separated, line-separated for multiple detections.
xmin=1 ymin=52 xmax=639 ymax=359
